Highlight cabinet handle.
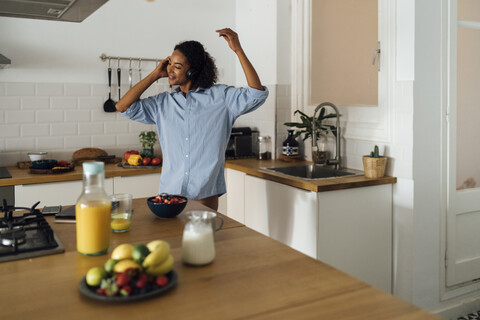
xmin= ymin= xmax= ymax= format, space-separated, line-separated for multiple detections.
xmin=372 ymin=41 xmax=381 ymax=72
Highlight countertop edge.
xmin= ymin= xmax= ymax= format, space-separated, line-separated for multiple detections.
xmin=225 ymin=159 xmax=397 ymax=192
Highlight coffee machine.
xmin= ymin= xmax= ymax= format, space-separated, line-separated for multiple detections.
xmin=225 ymin=127 xmax=258 ymax=159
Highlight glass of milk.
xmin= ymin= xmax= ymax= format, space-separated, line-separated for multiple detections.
xmin=181 ymin=211 xmax=218 ymax=266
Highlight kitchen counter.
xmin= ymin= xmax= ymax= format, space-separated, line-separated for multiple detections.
xmin=0 ymin=163 xmax=162 ymax=187
xmin=225 ymin=158 xmax=396 ymax=192
xmin=0 ymin=198 xmax=438 ymax=320
xmin=1 ymin=159 xmax=396 ymax=192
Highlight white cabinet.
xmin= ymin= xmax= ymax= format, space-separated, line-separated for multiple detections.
xmin=113 ymin=174 xmax=161 ymax=199
xmin=225 ymin=168 xmax=246 ymax=223
xmin=15 ymin=178 xmax=114 ymax=207
xmin=14 ymin=173 xmax=161 ymax=207
xmin=227 ymin=171 xmax=393 ymax=293
xmin=317 ymin=184 xmax=392 ymax=293
xmin=244 ymin=175 xmax=318 ymax=259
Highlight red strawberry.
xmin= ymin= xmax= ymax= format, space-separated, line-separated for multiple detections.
xmin=155 ymin=275 xmax=168 ymax=287
xmin=96 ymin=288 xmax=106 ymax=296
xmin=116 ymin=273 xmax=131 ymax=287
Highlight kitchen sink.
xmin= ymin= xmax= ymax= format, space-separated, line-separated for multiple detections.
xmin=263 ymin=165 xmax=363 ymax=179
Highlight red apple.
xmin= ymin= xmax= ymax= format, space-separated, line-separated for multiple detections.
xmin=151 ymin=157 xmax=161 ymax=166
xmin=142 ymin=158 xmax=151 ymax=166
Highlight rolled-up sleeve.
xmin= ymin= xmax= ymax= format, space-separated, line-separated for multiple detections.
xmin=224 ymin=86 xmax=269 ymax=119
xmin=121 ymin=94 xmax=163 ymax=124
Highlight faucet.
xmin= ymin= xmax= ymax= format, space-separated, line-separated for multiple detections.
xmin=312 ymin=102 xmax=341 ymax=169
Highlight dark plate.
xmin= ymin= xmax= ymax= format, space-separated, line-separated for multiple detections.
xmin=78 ymin=270 xmax=178 ymax=302
xmin=117 ymin=162 xmax=162 ymax=169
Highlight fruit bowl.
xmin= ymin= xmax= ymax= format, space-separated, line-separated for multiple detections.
xmin=147 ymin=194 xmax=188 ymax=219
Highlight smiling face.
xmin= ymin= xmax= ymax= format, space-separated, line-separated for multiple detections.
xmin=167 ymin=50 xmax=191 ymax=87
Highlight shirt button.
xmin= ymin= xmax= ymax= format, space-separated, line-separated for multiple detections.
xmin=185 ymin=172 xmax=188 ymax=175
xmin=185 ymin=154 xmax=189 ymax=158
xmin=185 ymin=137 xmax=188 ymax=141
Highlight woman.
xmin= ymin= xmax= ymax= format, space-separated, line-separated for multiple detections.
xmin=116 ymin=28 xmax=268 ymax=210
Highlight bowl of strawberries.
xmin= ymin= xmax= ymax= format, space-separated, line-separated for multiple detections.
xmin=147 ymin=193 xmax=188 ymax=218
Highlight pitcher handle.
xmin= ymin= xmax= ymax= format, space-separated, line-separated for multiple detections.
xmin=215 ymin=215 xmax=224 ymax=231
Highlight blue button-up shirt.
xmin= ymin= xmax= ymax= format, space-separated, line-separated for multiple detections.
xmin=121 ymin=84 xmax=269 ymax=200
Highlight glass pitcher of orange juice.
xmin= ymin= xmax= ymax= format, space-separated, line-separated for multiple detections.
xmin=76 ymin=162 xmax=111 ymax=256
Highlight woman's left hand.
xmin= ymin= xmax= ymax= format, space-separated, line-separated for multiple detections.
xmin=216 ymin=28 xmax=243 ymax=53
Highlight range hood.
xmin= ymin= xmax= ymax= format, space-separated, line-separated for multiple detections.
xmin=0 ymin=0 xmax=108 ymax=23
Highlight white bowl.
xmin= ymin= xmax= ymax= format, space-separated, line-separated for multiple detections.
xmin=28 ymin=152 xmax=48 ymax=161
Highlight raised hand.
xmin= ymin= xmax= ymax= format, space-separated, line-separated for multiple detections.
xmin=216 ymin=28 xmax=243 ymax=53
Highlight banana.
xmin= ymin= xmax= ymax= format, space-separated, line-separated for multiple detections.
xmin=113 ymin=259 xmax=142 ymax=273
xmin=111 ymin=243 xmax=134 ymax=260
xmin=145 ymin=254 xmax=174 ymax=276
xmin=146 ymin=240 xmax=170 ymax=253
xmin=142 ymin=242 xmax=170 ymax=269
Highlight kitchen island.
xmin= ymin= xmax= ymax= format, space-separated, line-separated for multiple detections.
xmin=0 ymin=198 xmax=438 ymax=319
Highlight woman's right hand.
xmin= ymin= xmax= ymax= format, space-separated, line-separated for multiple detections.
xmin=152 ymin=57 xmax=169 ymax=80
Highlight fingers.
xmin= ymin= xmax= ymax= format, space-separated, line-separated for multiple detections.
xmin=216 ymin=28 xmax=238 ymax=39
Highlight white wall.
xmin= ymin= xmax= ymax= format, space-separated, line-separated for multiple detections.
xmin=0 ymin=0 xmax=280 ymax=166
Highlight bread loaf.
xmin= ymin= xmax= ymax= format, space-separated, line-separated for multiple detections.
xmin=72 ymin=148 xmax=108 ymax=160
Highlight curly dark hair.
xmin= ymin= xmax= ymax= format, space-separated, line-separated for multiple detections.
xmin=174 ymin=40 xmax=218 ymax=89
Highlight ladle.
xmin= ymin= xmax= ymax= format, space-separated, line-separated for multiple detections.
xmin=103 ymin=58 xmax=116 ymax=112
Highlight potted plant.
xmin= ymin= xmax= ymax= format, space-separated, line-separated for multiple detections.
xmin=284 ymin=107 xmax=338 ymax=164
xmin=362 ymin=145 xmax=387 ymax=178
xmin=139 ymin=131 xmax=157 ymax=158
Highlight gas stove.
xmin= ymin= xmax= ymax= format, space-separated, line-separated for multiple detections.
xmin=0 ymin=200 xmax=65 ymax=262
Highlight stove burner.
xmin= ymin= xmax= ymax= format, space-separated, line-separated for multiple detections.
xmin=0 ymin=199 xmax=65 ymax=262
xmin=0 ymin=226 xmax=26 ymax=247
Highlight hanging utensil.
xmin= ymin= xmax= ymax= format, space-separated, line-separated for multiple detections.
xmin=103 ymin=58 xmax=116 ymax=112
xmin=129 ymin=58 xmax=133 ymax=88
xmin=117 ymin=57 xmax=121 ymax=100
xmin=138 ymin=59 xmax=142 ymax=82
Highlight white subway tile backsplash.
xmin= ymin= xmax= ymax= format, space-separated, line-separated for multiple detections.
xmin=105 ymin=121 xmax=129 ymax=134
xmin=22 ymin=97 xmax=50 ymax=109
xmin=78 ymin=122 xmax=103 ymax=135
xmin=36 ymin=110 xmax=64 ymax=123
xmin=36 ymin=83 xmax=64 ymax=96
xmin=21 ymin=124 xmax=49 ymax=137
xmin=0 ymin=84 xmax=5 ymax=96
xmin=5 ymin=137 xmax=35 ymax=151
xmin=36 ymin=136 xmax=64 ymax=150
xmin=92 ymin=135 xmax=116 ymax=147
xmin=0 ymin=96 xmax=21 ymax=109
xmin=51 ymin=96 xmax=77 ymax=109
xmin=64 ymin=136 xmax=91 ymax=149
xmin=5 ymin=110 xmax=35 ymax=124
xmin=116 ymin=133 xmax=140 ymax=146
xmin=65 ymin=83 xmax=91 ymax=96
xmin=5 ymin=83 xmax=35 ymax=96
xmin=128 ymin=121 xmax=154 ymax=132
xmin=65 ymin=109 xmax=90 ymax=122
xmin=0 ymin=111 xmax=4 ymax=123
xmin=51 ymin=123 xmax=77 ymax=136
xmin=92 ymin=84 xmax=108 ymax=97
xmin=79 ymin=96 xmax=103 ymax=110
xmin=0 ymin=124 xmax=20 ymax=137
xmin=92 ymin=109 xmax=117 ymax=121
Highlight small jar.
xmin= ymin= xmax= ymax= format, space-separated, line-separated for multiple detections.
xmin=258 ymin=136 xmax=272 ymax=160
xmin=282 ymin=130 xmax=299 ymax=156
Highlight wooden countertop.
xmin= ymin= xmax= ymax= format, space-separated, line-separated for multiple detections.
xmin=0 ymin=163 xmax=162 ymax=187
xmin=0 ymin=198 xmax=437 ymax=320
xmin=225 ymin=159 xmax=397 ymax=192
xmin=1 ymin=159 xmax=396 ymax=192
